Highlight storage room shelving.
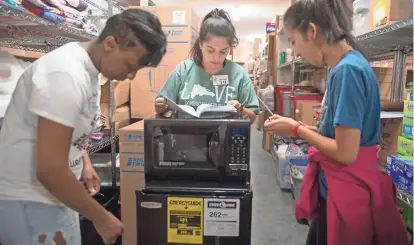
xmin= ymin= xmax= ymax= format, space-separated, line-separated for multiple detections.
xmin=0 ymin=0 xmax=127 ymax=187
xmin=275 ymin=17 xmax=414 ymax=210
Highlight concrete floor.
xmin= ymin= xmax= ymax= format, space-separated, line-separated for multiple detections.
xmin=249 ymin=128 xmax=308 ymax=245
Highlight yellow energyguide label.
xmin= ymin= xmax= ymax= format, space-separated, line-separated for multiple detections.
xmin=167 ymin=197 xmax=203 ymax=244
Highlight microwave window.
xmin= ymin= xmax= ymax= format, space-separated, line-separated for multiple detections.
xmin=156 ymin=134 xmax=209 ymax=162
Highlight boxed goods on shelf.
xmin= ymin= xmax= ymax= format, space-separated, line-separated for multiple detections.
xmin=408 ymin=82 xmax=414 ymax=100
xmin=369 ymin=0 xmax=413 ymax=30
xmin=401 ymin=198 xmax=413 ymax=234
xmin=378 ymin=118 xmax=402 ymax=170
xmin=402 ymin=117 xmax=413 ymax=140
xmin=386 ymin=154 xmax=413 ymax=196
xmin=397 ymin=136 xmax=413 ymax=158
xmin=404 ymin=100 xmax=413 ymax=118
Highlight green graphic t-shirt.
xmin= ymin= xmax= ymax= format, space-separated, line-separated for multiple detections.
xmin=157 ymin=59 xmax=259 ymax=115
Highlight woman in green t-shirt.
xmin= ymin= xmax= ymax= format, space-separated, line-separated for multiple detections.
xmin=154 ymin=8 xmax=259 ymax=122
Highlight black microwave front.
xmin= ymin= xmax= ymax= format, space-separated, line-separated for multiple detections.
xmin=144 ymin=118 xmax=251 ymax=183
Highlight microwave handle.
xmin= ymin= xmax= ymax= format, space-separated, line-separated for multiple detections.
xmin=218 ymin=123 xmax=228 ymax=146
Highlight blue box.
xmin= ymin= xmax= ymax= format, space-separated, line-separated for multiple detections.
xmin=386 ymin=155 xmax=413 ymax=196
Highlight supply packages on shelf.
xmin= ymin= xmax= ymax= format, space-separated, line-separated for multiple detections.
xmin=397 ymin=190 xmax=413 ymax=235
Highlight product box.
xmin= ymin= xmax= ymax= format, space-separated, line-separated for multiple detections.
xmin=397 ymin=136 xmax=413 ymax=159
xmin=378 ymin=118 xmax=402 ymax=170
xmin=386 ymin=154 xmax=413 ymax=196
xmin=369 ymin=0 xmax=413 ymax=30
xmin=119 ymin=120 xmax=145 ymax=245
xmin=404 ymin=100 xmax=413 ymax=118
xmin=100 ymin=79 xmax=130 ymax=108
xmin=100 ymin=103 xmax=131 ymax=133
xmin=402 ymin=116 xmax=413 ymax=140
xmin=129 ymin=6 xmax=200 ymax=118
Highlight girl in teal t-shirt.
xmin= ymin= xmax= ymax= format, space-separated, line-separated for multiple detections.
xmin=155 ymin=8 xmax=259 ymax=122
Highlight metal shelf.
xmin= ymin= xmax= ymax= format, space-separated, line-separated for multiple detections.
xmin=87 ymin=135 xmax=118 ymax=154
xmin=0 ymin=2 xmax=97 ymax=44
xmin=356 ymin=18 xmax=413 ymax=58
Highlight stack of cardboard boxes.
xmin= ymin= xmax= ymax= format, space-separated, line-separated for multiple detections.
xmin=385 ymin=89 xmax=413 ymax=234
xmin=129 ymin=6 xmax=200 ymax=119
xmin=117 ymin=6 xmax=201 ymax=245
xmin=99 ymin=76 xmax=131 ymax=133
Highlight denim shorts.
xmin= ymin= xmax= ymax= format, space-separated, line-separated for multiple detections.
xmin=0 ymin=200 xmax=81 ymax=245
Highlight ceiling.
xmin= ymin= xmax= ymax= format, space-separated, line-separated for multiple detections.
xmin=152 ymin=0 xmax=290 ymax=41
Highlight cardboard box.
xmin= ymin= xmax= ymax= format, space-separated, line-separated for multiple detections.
xmin=256 ymin=111 xmax=265 ymax=131
xmin=378 ymin=118 xmax=402 ymax=169
xmin=386 ymin=154 xmax=413 ymax=196
xmin=295 ymin=100 xmax=321 ymax=126
xmin=402 ymin=116 xmax=413 ymax=140
xmin=100 ymin=103 xmax=131 ymax=132
xmin=404 ymin=100 xmax=413 ymax=118
xmin=369 ymin=0 xmax=413 ymax=30
xmin=119 ymin=120 xmax=145 ymax=245
xmin=129 ymin=6 xmax=200 ymax=118
xmin=100 ymin=80 xmax=131 ymax=108
xmin=397 ymin=136 xmax=413 ymax=159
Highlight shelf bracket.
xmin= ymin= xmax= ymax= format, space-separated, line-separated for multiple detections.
xmin=391 ymin=48 xmax=407 ymax=102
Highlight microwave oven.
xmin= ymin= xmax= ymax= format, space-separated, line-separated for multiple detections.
xmin=144 ymin=118 xmax=251 ymax=183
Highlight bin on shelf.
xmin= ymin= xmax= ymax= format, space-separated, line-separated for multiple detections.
xmin=80 ymin=186 xmax=122 ymax=245
xmin=289 ymin=158 xmax=308 ymax=202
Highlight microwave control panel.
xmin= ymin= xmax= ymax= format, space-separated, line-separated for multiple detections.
xmin=227 ymin=128 xmax=249 ymax=177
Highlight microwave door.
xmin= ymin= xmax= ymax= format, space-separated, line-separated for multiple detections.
xmin=208 ymin=123 xmax=227 ymax=168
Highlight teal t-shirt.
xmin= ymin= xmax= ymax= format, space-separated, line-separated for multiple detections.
xmin=157 ymin=59 xmax=259 ymax=115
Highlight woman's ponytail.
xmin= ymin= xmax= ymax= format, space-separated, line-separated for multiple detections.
xmin=189 ymin=8 xmax=238 ymax=66
xmin=190 ymin=38 xmax=203 ymax=65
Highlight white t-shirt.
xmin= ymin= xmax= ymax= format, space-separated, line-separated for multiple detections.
xmin=0 ymin=42 xmax=100 ymax=206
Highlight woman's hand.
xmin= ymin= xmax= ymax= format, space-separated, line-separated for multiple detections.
xmin=155 ymin=97 xmax=169 ymax=114
xmin=264 ymin=114 xmax=300 ymax=138
xmin=227 ymin=100 xmax=242 ymax=112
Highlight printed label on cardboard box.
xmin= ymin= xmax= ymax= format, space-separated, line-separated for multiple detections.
xmin=173 ymin=10 xmax=186 ymax=25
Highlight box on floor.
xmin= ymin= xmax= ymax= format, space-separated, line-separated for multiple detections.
xmin=119 ymin=120 xmax=145 ymax=245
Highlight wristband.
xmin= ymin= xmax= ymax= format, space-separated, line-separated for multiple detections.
xmin=292 ymin=122 xmax=303 ymax=138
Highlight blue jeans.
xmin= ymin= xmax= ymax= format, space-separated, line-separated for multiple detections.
xmin=0 ymin=200 xmax=81 ymax=245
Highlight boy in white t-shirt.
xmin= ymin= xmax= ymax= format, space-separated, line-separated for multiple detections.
xmin=0 ymin=9 xmax=166 ymax=245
